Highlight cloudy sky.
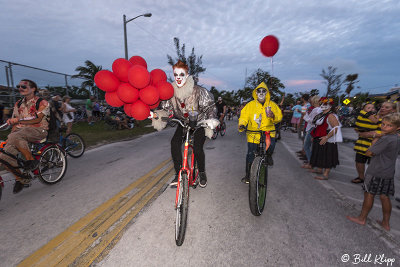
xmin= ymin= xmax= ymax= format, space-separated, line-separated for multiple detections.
xmin=1 ymin=0 xmax=399 ymax=96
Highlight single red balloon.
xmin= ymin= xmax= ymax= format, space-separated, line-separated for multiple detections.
xmin=139 ymin=85 xmax=159 ymax=105
xmin=128 ymin=65 xmax=151 ymax=89
xmin=117 ymin=83 xmax=139 ymax=104
xmin=129 ymin=55 xmax=147 ymax=69
xmin=124 ymin=103 xmax=133 ymax=117
xmin=131 ymin=100 xmax=150 ymax=121
xmin=150 ymin=69 xmax=167 ymax=86
xmin=105 ymin=91 xmax=124 ymax=107
xmin=94 ymin=70 xmax=120 ymax=92
xmin=112 ymin=58 xmax=133 ymax=82
xmin=156 ymin=81 xmax=174 ymax=100
xmin=260 ymin=35 xmax=280 ymax=57
xmin=149 ymin=100 xmax=160 ymax=110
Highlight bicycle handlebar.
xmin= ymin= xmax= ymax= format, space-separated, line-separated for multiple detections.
xmin=0 ymin=123 xmax=10 ymax=131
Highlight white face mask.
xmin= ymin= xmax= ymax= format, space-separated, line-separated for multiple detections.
xmin=256 ymin=89 xmax=267 ymax=102
xmin=173 ymin=68 xmax=189 ymax=88
xmin=320 ymin=103 xmax=331 ymax=111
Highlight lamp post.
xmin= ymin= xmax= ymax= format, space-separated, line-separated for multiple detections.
xmin=123 ymin=13 xmax=152 ymax=60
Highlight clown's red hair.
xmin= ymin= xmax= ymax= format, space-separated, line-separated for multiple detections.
xmin=173 ymin=60 xmax=189 ymax=73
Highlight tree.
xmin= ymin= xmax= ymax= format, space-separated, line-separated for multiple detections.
xmin=72 ymin=60 xmax=103 ymax=99
xmin=310 ymin=89 xmax=320 ymax=96
xmin=320 ymin=66 xmax=343 ymax=97
xmin=236 ymin=69 xmax=285 ymax=103
xmin=344 ymin=73 xmax=359 ymax=96
xmin=167 ymin=37 xmax=206 ymax=84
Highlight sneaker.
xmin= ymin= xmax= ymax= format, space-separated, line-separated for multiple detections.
xmin=170 ymin=175 xmax=178 ymax=187
xmin=13 ymin=181 xmax=24 ymax=194
xmin=24 ymin=159 xmax=39 ymax=170
xmin=266 ymin=154 xmax=274 ymax=166
xmin=199 ymin=172 xmax=207 ymax=188
xmin=241 ymin=177 xmax=249 ymax=184
xmin=395 ymin=197 xmax=400 ymax=202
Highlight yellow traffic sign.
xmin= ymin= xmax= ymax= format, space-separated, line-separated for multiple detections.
xmin=343 ymin=98 xmax=350 ymax=105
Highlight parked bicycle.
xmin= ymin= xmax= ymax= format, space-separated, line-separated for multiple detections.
xmin=241 ymin=127 xmax=270 ymax=216
xmin=212 ymin=120 xmax=226 ymax=139
xmin=0 ymin=123 xmax=67 ymax=199
xmin=59 ymin=126 xmax=85 ymax=158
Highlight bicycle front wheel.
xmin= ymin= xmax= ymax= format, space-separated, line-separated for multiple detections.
xmin=38 ymin=145 xmax=67 ymax=184
xmin=212 ymin=129 xmax=218 ymax=140
xmin=63 ymin=133 xmax=85 ymax=158
xmin=220 ymin=122 xmax=226 ymax=136
xmin=175 ymin=173 xmax=189 ymax=246
xmin=249 ymin=156 xmax=268 ymax=216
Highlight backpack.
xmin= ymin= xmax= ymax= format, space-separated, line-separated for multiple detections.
xmin=17 ymin=97 xmax=60 ymax=142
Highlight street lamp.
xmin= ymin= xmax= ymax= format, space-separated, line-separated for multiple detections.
xmin=123 ymin=13 xmax=152 ymax=60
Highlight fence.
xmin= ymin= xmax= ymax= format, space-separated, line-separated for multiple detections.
xmin=0 ymin=59 xmax=84 ymax=109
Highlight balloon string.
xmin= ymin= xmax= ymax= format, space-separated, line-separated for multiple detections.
xmin=271 ymin=57 xmax=274 ymax=76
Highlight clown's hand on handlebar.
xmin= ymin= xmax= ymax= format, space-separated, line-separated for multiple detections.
xmin=238 ymin=124 xmax=246 ymax=131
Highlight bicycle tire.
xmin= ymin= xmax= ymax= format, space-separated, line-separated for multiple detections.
xmin=212 ymin=129 xmax=218 ymax=140
xmin=38 ymin=146 xmax=67 ymax=185
xmin=220 ymin=122 xmax=226 ymax=136
xmin=175 ymin=173 xmax=189 ymax=246
xmin=63 ymin=133 xmax=85 ymax=158
xmin=249 ymin=156 xmax=268 ymax=216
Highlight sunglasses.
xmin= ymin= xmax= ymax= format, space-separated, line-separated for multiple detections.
xmin=257 ymin=89 xmax=267 ymax=94
xmin=16 ymin=85 xmax=28 ymax=89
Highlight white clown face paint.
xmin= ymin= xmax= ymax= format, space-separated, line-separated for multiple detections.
xmin=256 ymin=88 xmax=267 ymax=102
xmin=173 ymin=68 xmax=189 ymax=88
xmin=320 ymin=103 xmax=331 ymax=111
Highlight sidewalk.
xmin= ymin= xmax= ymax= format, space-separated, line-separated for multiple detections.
xmin=279 ymin=127 xmax=400 ymax=241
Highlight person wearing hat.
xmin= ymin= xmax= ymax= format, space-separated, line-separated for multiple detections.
xmin=216 ymin=96 xmax=226 ymax=126
xmin=61 ymin=95 xmax=76 ymax=135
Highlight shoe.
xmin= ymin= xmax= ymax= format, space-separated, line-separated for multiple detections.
xmin=266 ymin=154 xmax=274 ymax=166
xmin=199 ymin=172 xmax=207 ymax=188
xmin=395 ymin=197 xmax=400 ymax=202
xmin=351 ymin=177 xmax=364 ymax=184
xmin=241 ymin=177 xmax=249 ymax=184
xmin=24 ymin=159 xmax=39 ymax=170
xmin=170 ymin=175 xmax=178 ymax=187
xmin=13 ymin=181 xmax=24 ymax=194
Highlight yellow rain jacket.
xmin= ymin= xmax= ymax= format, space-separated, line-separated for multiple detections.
xmin=238 ymin=82 xmax=282 ymax=143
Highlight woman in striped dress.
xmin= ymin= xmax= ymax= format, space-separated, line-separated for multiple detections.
xmin=351 ymin=101 xmax=379 ymax=183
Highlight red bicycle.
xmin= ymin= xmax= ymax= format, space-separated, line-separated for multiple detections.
xmin=167 ymin=112 xmax=207 ymax=246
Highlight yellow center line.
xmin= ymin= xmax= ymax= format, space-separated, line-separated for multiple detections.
xmin=18 ymin=159 xmax=173 ymax=267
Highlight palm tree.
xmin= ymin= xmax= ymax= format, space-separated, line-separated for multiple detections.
xmin=344 ymin=74 xmax=359 ymax=97
xmin=72 ymin=60 xmax=103 ymax=99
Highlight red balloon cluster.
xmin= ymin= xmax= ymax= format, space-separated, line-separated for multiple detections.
xmin=260 ymin=35 xmax=280 ymax=57
xmin=94 ymin=55 xmax=174 ymax=121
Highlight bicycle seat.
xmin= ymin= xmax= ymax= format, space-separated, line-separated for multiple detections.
xmin=30 ymin=138 xmax=48 ymax=144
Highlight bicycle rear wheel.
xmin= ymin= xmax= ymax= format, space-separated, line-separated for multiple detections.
xmin=220 ymin=122 xmax=226 ymax=136
xmin=63 ymin=133 xmax=85 ymax=158
xmin=249 ymin=156 xmax=268 ymax=216
xmin=38 ymin=146 xmax=67 ymax=184
xmin=175 ymin=173 xmax=189 ymax=246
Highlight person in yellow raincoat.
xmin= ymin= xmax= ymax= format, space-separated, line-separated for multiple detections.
xmin=238 ymin=82 xmax=282 ymax=183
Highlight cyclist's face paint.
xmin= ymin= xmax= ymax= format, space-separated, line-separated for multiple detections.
xmin=256 ymin=89 xmax=267 ymax=102
xmin=173 ymin=68 xmax=188 ymax=88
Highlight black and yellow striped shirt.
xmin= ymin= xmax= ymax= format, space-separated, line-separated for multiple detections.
xmin=354 ymin=110 xmax=379 ymax=155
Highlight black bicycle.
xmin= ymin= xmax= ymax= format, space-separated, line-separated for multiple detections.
xmin=242 ymin=128 xmax=270 ymax=216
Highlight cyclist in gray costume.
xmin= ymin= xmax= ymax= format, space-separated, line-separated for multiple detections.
xmin=152 ymin=60 xmax=218 ymax=188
